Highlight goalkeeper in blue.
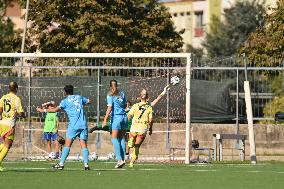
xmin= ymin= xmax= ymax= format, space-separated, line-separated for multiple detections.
xmin=37 ymin=85 xmax=92 ymax=170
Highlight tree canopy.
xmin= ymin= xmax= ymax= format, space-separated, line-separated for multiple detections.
xmin=241 ymin=0 xmax=284 ymax=64
xmin=0 ymin=0 xmax=21 ymax=53
xmin=203 ymin=0 xmax=265 ymax=58
xmin=28 ymin=0 xmax=183 ymax=53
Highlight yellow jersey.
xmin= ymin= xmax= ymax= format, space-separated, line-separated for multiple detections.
xmin=0 ymin=92 xmax=24 ymax=127
xmin=128 ymin=102 xmax=153 ymax=133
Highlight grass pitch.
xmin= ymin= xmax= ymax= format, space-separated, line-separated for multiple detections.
xmin=1 ymin=161 xmax=284 ymax=189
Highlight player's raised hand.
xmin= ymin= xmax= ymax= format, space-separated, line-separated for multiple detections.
xmin=36 ymin=107 xmax=44 ymax=113
xmin=160 ymin=85 xmax=171 ymax=97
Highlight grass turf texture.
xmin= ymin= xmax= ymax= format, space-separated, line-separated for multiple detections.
xmin=1 ymin=161 xmax=284 ymax=189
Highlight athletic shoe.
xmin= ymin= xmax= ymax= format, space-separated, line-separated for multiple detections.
xmin=115 ymin=160 xmax=125 ymax=168
xmin=52 ymin=163 xmax=64 ymax=170
xmin=125 ymin=154 xmax=130 ymax=160
xmin=128 ymin=137 xmax=135 ymax=148
xmin=129 ymin=162 xmax=134 ymax=168
xmin=0 ymin=166 xmax=5 ymax=172
xmin=84 ymin=165 xmax=90 ymax=170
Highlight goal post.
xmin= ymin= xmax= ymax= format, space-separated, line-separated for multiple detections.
xmin=0 ymin=53 xmax=192 ymax=163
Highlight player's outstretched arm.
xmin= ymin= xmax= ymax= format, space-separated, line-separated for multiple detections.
xmin=37 ymin=106 xmax=61 ymax=113
xmin=150 ymin=85 xmax=170 ymax=107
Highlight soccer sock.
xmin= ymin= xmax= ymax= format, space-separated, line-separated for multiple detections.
xmin=81 ymin=147 xmax=89 ymax=165
xmin=111 ymin=138 xmax=122 ymax=161
xmin=0 ymin=144 xmax=4 ymax=152
xmin=119 ymin=138 xmax=126 ymax=160
xmin=131 ymin=145 xmax=139 ymax=163
xmin=0 ymin=146 xmax=9 ymax=163
xmin=59 ymin=147 xmax=70 ymax=166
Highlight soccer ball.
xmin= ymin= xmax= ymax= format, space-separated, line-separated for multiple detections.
xmin=90 ymin=152 xmax=98 ymax=161
xmin=49 ymin=152 xmax=56 ymax=159
xmin=107 ymin=152 xmax=116 ymax=160
xmin=170 ymin=76 xmax=180 ymax=86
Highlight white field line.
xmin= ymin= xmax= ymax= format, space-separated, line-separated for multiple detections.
xmin=4 ymin=167 xmax=163 ymax=171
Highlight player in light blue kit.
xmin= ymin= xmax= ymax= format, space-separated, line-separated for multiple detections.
xmin=37 ymin=85 xmax=92 ymax=170
xmin=102 ymin=80 xmax=127 ymax=168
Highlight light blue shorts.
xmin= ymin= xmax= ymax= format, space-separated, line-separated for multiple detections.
xmin=111 ymin=114 xmax=128 ymax=130
xmin=66 ymin=127 xmax=88 ymax=141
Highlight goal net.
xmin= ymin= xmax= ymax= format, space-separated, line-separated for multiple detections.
xmin=0 ymin=53 xmax=191 ymax=163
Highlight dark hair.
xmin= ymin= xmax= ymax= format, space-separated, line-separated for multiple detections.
xmin=9 ymin=82 xmax=18 ymax=92
xmin=109 ymin=80 xmax=119 ymax=96
xmin=64 ymin=85 xmax=74 ymax=95
xmin=109 ymin=80 xmax=117 ymax=87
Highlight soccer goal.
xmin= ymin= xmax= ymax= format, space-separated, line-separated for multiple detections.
xmin=0 ymin=53 xmax=192 ymax=164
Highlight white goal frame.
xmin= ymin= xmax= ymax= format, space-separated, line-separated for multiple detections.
xmin=0 ymin=53 xmax=192 ymax=164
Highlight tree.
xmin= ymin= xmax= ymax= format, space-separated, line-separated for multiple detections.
xmin=0 ymin=0 xmax=21 ymax=53
xmin=28 ymin=0 xmax=183 ymax=53
xmin=203 ymin=0 xmax=265 ymax=58
xmin=241 ymin=0 xmax=284 ymax=64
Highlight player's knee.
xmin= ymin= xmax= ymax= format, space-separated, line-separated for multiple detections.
xmin=134 ymin=143 xmax=141 ymax=148
xmin=5 ymin=141 xmax=13 ymax=149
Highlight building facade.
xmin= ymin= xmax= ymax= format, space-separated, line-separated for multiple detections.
xmin=160 ymin=0 xmax=277 ymax=50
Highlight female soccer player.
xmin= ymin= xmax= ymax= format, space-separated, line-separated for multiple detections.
xmin=0 ymin=82 xmax=25 ymax=171
xmin=37 ymin=85 xmax=92 ymax=170
xmin=102 ymin=80 xmax=127 ymax=168
xmin=127 ymin=89 xmax=154 ymax=167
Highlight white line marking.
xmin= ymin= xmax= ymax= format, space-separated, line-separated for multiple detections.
xmin=194 ymin=170 xmax=217 ymax=172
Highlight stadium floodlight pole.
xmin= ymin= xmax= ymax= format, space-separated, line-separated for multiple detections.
xmin=243 ymin=54 xmax=257 ymax=164
xmin=19 ymin=0 xmax=30 ymax=77
xmin=185 ymin=53 xmax=192 ymax=164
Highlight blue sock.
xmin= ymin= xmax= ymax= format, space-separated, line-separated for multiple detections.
xmin=81 ymin=148 xmax=89 ymax=165
xmin=60 ymin=147 xmax=70 ymax=165
xmin=119 ymin=138 xmax=126 ymax=161
xmin=111 ymin=138 xmax=122 ymax=161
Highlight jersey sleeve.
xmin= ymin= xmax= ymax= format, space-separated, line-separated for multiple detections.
xmin=82 ymin=96 xmax=89 ymax=105
xmin=59 ymin=99 xmax=66 ymax=110
xmin=0 ymin=96 xmax=4 ymax=108
xmin=16 ymin=97 xmax=24 ymax=113
xmin=107 ymin=95 xmax=113 ymax=107
xmin=148 ymin=106 xmax=153 ymax=120
xmin=128 ymin=104 xmax=136 ymax=117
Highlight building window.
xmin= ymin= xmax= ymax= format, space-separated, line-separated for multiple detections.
xmin=173 ymin=13 xmax=178 ymax=17
xmin=195 ymin=11 xmax=203 ymax=27
xmin=186 ymin=12 xmax=190 ymax=16
xmin=194 ymin=11 xmax=204 ymax=37
xmin=180 ymin=12 xmax=184 ymax=16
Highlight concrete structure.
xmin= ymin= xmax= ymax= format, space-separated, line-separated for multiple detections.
xmin=160 ymin=0 xmax=278 ymax=50
xmin=4 ymin=0 xmax=25 ymax=30
xmin=160 ymin=0 xmax=236 ymax=50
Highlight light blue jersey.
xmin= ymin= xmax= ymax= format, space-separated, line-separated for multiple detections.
xmin=59 ymin=95 xmax=89 ymax=130
xmin=107 ymin=90 xmax=126 ymax=116
xmin=107 ymin=91 xmax=127 ymax=130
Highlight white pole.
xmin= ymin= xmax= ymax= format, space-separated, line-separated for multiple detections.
xmin=244 ymin=81 xmax=257 ymax=164
xmin=185 ymin=53 xmax=192 ymax=164
xmin=21 ymin=0 xmax=29 ymax=53
xmin=19 ymin=0 xmax=29 ymax=77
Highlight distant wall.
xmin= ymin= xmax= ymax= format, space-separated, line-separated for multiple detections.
xmin=6 ymin=123 xmax=284 ymax=161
